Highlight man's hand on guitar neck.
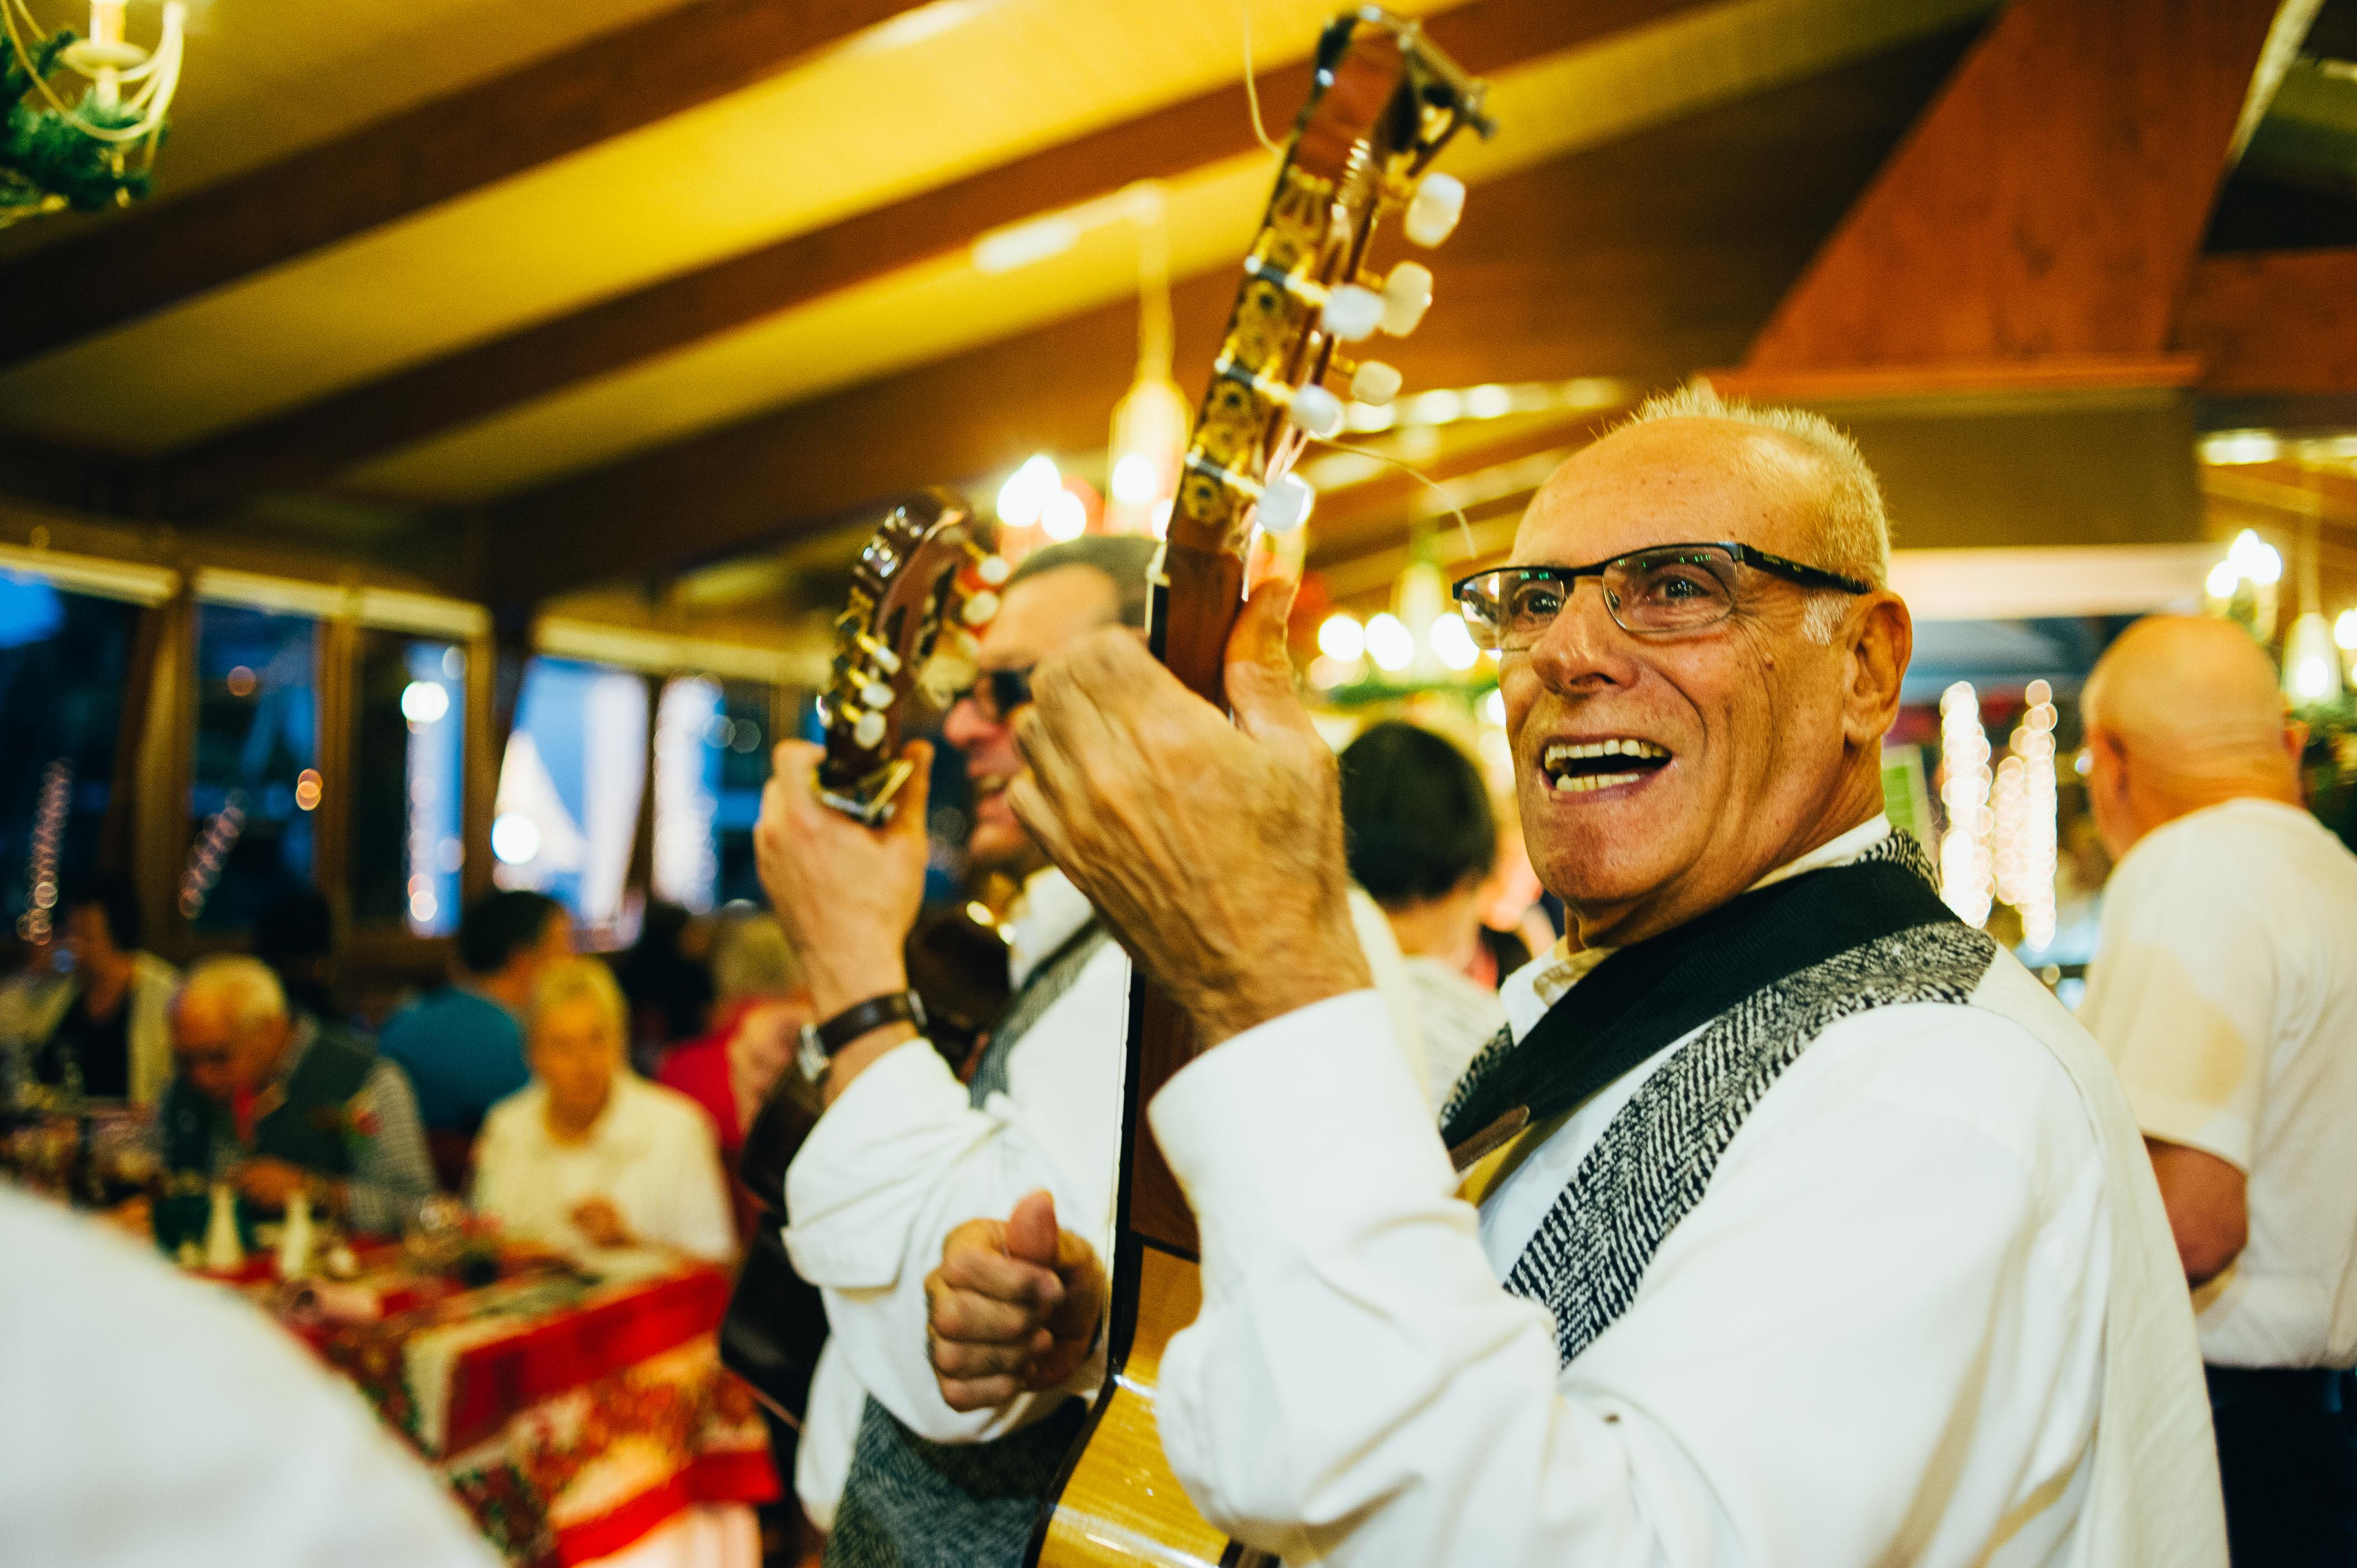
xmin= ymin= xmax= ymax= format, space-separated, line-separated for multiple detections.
xmin=925 ymin=1189 xmax=1105 ymax=1412
xmin=754 ymin=737 xmax=932 ymax=1103
xmin=1008 ymin=576 xmax=1372 ymax=1050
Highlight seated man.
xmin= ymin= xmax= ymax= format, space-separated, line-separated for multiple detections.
xmin=938 ymin=388 xmax=2225 ymax=1565
xmin=160 ymin=955 xmax=434 ymax=1235
xmin=379 ymin=889 xmax=570 ymax=1184
xmin=471 ymin=956 xmax=734 ymax=1263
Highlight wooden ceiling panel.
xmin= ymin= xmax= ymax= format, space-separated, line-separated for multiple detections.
xmin=343 ymin=0 xmax=1993 ymax=506
xmin=0 ymin=0 xmax=1468 ymax=450
xmin=471 ymin=19 xmax=1984 ymax=604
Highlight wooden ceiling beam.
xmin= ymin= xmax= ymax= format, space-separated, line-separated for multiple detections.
xmin=1743 ymin=0 xmax=2281 ymax=374
xmin=2176 ymin=247 xmax=2357 ymax=398
xmin=474 ymin=26 xmax=1980 ymax=606
xmin=0 ymin=0 xmax=926 ymax=370
xmin=156 ymin=0 xmax=1712 ymax=518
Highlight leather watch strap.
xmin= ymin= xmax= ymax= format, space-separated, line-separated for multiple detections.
xmin=812 ymin=989 xmax=927 ymax=1056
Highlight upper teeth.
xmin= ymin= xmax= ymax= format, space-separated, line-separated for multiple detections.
xmin=1545 ymin=739 xmax=1668 ymax=766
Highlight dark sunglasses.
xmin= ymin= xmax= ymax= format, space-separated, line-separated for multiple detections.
xmin=952 ymin=666 xmax=1035 ymax=723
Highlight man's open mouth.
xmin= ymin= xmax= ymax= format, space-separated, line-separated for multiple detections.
xmin=1540 ymin=739 xmax=1672 ymax=794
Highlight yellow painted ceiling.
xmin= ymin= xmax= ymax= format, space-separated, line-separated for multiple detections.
xmin=347 ymin=0 xmax=1997 ymax=503
xmin=0 ymin=0 xmax=1466 ymax=448
xmin=0 ymin=0 xmax=691 ymax=261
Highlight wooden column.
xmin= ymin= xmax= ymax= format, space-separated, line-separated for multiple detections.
xmin=311 ymin=607 xmax=359 ymax=941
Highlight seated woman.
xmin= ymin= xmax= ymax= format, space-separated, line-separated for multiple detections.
xmin=471 ymin=956 xmax=735 ymax=1262
xmin=7 ymin=876 xmax=180 ymax=1106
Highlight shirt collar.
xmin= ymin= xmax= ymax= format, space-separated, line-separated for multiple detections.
xmin=1500 ymin=814 xmax=1894 ymax=1038
xmin=1005 ymin=867 xmax=1094 ymax=989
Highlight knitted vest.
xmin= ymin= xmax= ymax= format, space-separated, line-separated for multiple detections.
xmin=825 ymin=920 xmax=1111 ymax=1568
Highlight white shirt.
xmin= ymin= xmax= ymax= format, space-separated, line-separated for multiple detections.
xmin=1148 ymin=821 xmax=2224 ymax=1568
xmin=2080 ymin=797 xmax=2357 ymax=1368
xmin=782 ymin=869 xmax=1423 ymax=1459
xmin=472 ymin=1073 xmax=735 ymax=1263
xmin=0 ymin=1187 xmax=496 ymax=1568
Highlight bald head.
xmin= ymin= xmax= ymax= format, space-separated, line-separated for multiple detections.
xmin=2080 ymin=615 xmax=2302 ymax=857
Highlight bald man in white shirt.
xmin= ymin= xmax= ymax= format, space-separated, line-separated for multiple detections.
xmin=2080 ymin=614 xmax=2357 ymax=1564
xmin=938 ymin=385 xmax=2224 ymax=1566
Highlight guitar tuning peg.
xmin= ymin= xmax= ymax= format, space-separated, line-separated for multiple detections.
xmin=1320 ymin=284 xmax=1383 ymax=343
xmin=977 ymin=555 xmax=1011 ymax=586
xmin=1290 ymin=383 xmax=1345 ymax=439
xmin=1403 ymin=172 xmax=1465 ymax=247
xmin=860 ymin=679 xmax=893 ymax=710
xmin=852 ymin=709 xmax=887 ymax=749
xmin=1351 ymin=360 xmax=1402 ymax=406
xmin=1258 ymin=472 xmax=1316 ymax=534
xmin=963 ymin=591 xmax=1000 ymax=626
xmin=1380 ymin=262 xmax=1432 ymax=336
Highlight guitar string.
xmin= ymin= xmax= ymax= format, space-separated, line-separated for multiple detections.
xmin=1309 ymin=436 xmax=1481 ymax=563
xmin=1238 ymin=0 xmax=1281 ymax=154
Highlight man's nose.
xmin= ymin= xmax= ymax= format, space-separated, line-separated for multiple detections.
xmin=942 ymin=695 xmax=997 ymax=751
xmin=1529 ymin=578 xmax=1636 ymax=691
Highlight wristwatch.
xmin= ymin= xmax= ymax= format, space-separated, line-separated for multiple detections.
xmin=799 ymin=989 xmax=927 ymax=1082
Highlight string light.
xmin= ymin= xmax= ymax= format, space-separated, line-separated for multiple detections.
xmin=1364 ymin=612 xmax=1414 ymax=673
xmin=995 ymin=455 xmax=1061 ymax=528
xmin=17 ymin=759 xmax=68 ymax=941
xmin=1994 ymin=680 xmax=2058 ymax=950
xmin=1938 ymin=682 xmax=1994 ymax=927
xmin=1316 ymin=613 xmax=1365 ymax=662
xmin=179 ymin=793 xmax=246 ymax=920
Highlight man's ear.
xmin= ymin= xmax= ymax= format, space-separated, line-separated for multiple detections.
xmin=1842 ymin=592 xmax=1912 ymax=746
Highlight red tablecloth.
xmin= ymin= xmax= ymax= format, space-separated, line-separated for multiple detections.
xmin=248 ymin=1249 xmax=777 ymax=1566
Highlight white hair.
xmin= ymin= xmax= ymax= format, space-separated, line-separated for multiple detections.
xmin=528 ymin=955 xmax=629 ymax=1043
xmin=1622 ymin=382 xmax=1891 ymax=642
xmin=178 ymin=955 xmax=288 ymax=1034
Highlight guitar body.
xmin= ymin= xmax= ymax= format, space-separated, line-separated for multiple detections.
xmin=1030 ymin=11 xmax=1493 ymax=1564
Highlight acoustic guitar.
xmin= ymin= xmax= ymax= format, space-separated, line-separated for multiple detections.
xmin=722 ymin=487 xmax=1012 ymax=1425
xmin=1027 ymin=13 xmax=1494 ymax=1565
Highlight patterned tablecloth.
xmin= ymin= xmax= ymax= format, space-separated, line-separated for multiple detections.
xmin=248 ymin=1247 xmax=778 ymax=1566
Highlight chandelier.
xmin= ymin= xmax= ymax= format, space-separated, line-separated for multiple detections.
xmin=1 ymin=0 xmax=184 ymax=226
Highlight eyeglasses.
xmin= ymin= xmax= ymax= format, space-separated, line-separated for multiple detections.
xmin=1452 ymin=541 xmax=1871 ymax=650
xmin=950 ymin=665 xmax=1035 ymax=724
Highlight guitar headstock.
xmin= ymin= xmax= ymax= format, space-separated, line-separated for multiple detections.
xmin=817 ymin=488 xmax=1006 ymax=825
xmin=1156 ymin=6 xmax=1494 ymax=704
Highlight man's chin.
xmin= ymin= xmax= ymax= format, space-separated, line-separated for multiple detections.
xmin=966 ymin=821 xmax=1044 ymax=878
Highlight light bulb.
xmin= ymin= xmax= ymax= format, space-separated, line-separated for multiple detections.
xmin=1041 ymin=488 xmax=1088 ymax=542
xmin=996 ymin=455 xmax=1061 ymax=528
xmin=2206 ymin=560 xmax=2239 ymax=599
xmin=1483 ymin=688 xmax=1506 ymax=725
xmin=491 ymin=814 xmax=541 ymax=866
xmin=2227 ymin=528 xmax=2283 ymax=586
xmin=2335 ymin=609 xmax=2357 ymax=651
xmin=1365 ymin=612 xmax=1414 ymax=673
xmin=400 ymin=680 xmax=449 ymax=724
xmin=1317 ymin=613 xmax=1365 ymax=662
xmin=1429 ymin=612 xmax=1479 ymax=671
xmin=1110 ymin=452 xmax=1160 ymax=506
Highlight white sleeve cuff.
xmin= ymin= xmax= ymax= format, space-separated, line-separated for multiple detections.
xmin=1148 ymin=991 xmax=1458 ymax=1277
xmin=785 ymin=1038 xmax=977 ymax=1287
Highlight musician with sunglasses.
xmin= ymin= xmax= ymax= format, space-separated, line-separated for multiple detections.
xmin=977 ymin=387 xmax=2225 ymax=1566
xmin=755 ymin=533 xmax=1420 ymax=1566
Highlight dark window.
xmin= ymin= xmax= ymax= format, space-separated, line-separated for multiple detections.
xmin=188 ymin=604 xmax=318 ymax=930
xmin=351 ymin=633 xmax=465 ymax=935
xmin=0 ymin=574 xmax=142 ymax=936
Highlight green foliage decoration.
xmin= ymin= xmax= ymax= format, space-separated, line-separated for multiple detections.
xmin=1 ymin=27 xmax=156 ymax=221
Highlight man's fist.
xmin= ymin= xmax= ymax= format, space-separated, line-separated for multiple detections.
xmin=925 ymin=1190 xmax=1106 ymax=1412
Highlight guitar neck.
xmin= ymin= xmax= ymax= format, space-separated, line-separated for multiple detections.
xmin=1124 ymin=538 xmax=1250 ymax=1259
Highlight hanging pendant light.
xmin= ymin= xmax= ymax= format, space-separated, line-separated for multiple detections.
xmin=1108 ymin=183 xmax=1190 ymax=538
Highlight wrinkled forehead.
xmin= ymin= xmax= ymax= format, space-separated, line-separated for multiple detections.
xmin=1512 ymin=417 xmax=1824 ymax=566
xmin=981 ymin=564 xmax=1120 ymax=666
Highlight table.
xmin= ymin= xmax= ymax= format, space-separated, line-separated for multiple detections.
xmin=242 ymin=1246 xmax=779 ymax=1566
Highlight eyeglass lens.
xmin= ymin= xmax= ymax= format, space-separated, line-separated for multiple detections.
xmin=1463 ymin=547 xmax=1742 ymax=648
xmin=967 ymin=666 xmax=1033 ymax=721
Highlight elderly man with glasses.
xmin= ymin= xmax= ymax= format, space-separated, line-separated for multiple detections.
xmin=931 ymin=386 xmax=2226 ymax=1566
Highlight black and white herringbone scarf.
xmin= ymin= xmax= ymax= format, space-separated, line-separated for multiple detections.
xmin=1443 ymin=833 xmax=1998 ymax=1367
